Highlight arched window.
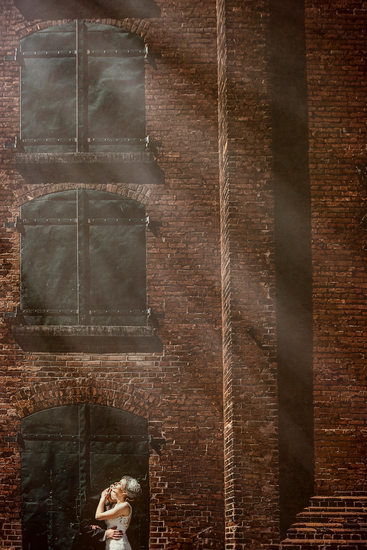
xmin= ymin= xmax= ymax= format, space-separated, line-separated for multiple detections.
xmin=20 ymin=22 xmax=146 ymax=153
xmin=20 ymin=190 xmax=146 ymax=325
xmin=21 ymin=405 xmax=150 ymax=550
xmin=10 ymin=190 xmax=162 ymax=352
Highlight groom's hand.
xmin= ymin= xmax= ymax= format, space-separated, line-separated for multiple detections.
xmin=105 ymin=527 xmax=123 ymax=540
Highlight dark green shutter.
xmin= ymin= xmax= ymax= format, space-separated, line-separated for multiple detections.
xmin=20 ymin=24 xmax=77 ymax=153
xmin=20 ymin=23 xmax=145 ymax=153
xmin=20 ymin=191 xmax=78 ymax=325
xmin=87 ymin=24 xmax=145 ymax=151
xmin=87 ymin=190 xmax=146 ymax=325
xmin=21 ymin=190 xmax=146 ymax=326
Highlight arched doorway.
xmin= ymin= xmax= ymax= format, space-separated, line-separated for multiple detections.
xmin=21 ymin=404 xmax=149 ymax=549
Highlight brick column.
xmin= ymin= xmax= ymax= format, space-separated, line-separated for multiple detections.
xmin=217 ymin=1 xmax=280 ymax=548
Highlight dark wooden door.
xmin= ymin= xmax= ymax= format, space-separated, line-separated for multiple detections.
xmin=21 ymin=405 xmax=149 ymax=550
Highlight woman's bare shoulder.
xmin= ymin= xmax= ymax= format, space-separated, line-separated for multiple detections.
xmin=116 ymin=501 xmax=131 ymax=517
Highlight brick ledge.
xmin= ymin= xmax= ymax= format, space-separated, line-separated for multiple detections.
xmin=12 ymin=324 xmax=163 ymax=353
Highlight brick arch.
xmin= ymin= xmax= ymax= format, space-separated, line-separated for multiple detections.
xmin=10 ymin=378 xmax=161 ymax=421
xmin=12 ymin=183 xmax=152 ymax=208
xmin=16 ymin=17 xmax=151 ymax=42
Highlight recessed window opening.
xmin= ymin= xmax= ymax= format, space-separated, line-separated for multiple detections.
xmin=20 ymin=190 xmax=147 ymax=327
xmin=20 ymin=22 xmax=146 ymax=153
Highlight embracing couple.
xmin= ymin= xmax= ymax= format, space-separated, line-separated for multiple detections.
xmin=72 ymin=476 xmax=142 ymax=550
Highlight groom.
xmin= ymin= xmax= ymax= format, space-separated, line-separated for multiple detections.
xmin=71 ymin=495 xmax=123 ymax=550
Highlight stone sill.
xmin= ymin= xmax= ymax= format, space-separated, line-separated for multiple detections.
xmin=16 ymin=152 xmax=164 ymax=185
xmin=13 ymin=324 xmax=163 ymax=353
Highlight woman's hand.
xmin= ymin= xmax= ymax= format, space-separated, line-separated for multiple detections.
xmin=101 ymin=487 xmax=111 ymax=500
xmin=105 ymin=528 xmax=123 ymax=540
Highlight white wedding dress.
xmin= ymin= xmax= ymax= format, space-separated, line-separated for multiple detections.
xmin=105 ymin=502 xmax=132 ymax=550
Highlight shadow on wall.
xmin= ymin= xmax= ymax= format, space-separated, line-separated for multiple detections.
xmin=14 ymin=0 xmax=161 ymax=20
xmin=269 ymin=0 xmax=314 ymax=538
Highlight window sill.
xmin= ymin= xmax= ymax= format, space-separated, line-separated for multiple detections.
xmin=12 ymin=324 xmax=162 ymax=353
xmin=16 ymin=152 xmax=164 ymax=185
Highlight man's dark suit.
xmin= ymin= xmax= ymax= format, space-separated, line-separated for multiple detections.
xmin=71 ymin=497 xmax=106 ymax=550
xmin=71 ymin=521 xmax=106 ymax=550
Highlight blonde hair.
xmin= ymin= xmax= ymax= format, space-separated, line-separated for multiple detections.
xmin=120 ymin=476 xmax=142 ymax=501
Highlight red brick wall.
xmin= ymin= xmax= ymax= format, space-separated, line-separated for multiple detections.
xmin=305 ymin=0 xmax=367 ymax=494
xmin=0 ymin=1 xmax=225 ymax=548
xmin=1 ymin=0 xmax=366 ymax=548
xmin=217 ymin=1 xmax=280 ymax=548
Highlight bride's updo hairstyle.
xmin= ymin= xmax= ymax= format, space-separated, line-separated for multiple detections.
xmin=120 ymin=475 xmax=142 ymax=501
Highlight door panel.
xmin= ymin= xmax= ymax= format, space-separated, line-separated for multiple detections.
xmin=89 ymin=404 xmax=146 ymax=435
xmin=21 ymin=405 xmax=149 ymax=550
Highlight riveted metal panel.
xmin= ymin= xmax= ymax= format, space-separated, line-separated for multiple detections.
xmin=87 ymin=25 xmax=145 ymax=152
xmin=20 ymin=22 xmax=145 ymax=153
xmin=89 ymin=224 xmax=145 ymax=324
xmin=20 ymin=190 xmax=146 ymax=327
xmin=90 ymin=405 xmax=147 ymax=436
xmin=21 ymin=22 xmax=76 ymax=51
xmin=88 ymin=55 xmax=145 ymax=151
xmin=21 ymin=25 xmax=76 ymax=153
xmin=20 ymin=193 xmax=78 ymax=325
xmin=21 ymin=405 xmax=150 ymax=550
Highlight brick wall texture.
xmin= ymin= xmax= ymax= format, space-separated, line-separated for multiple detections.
xmin=217 ymin=1 xmax=280 ymax=548
xmin=305 ymin=0 xmax=367 ymax=495
xmin=0 ymin=1 xmax=365 ymax=550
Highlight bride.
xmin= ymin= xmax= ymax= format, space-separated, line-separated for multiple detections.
xmin=95 ymin=476 xmax=142 ymax=550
